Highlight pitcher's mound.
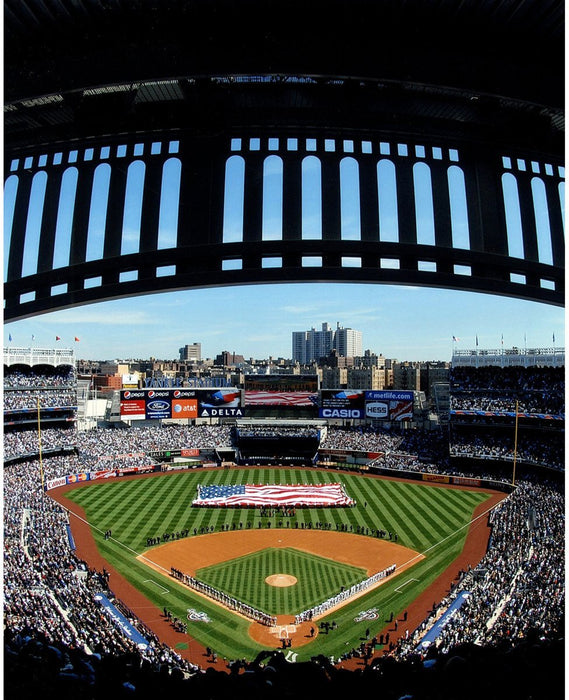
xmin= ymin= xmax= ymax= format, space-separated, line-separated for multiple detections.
xmin=266 ymin=574 xmax=297 ymax=587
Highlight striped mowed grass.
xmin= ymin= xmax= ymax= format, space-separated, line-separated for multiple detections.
xmin=63 ymin=467 xmax=492 ymax=661
xmin=196 ymin=547 xmax=367 ymax=615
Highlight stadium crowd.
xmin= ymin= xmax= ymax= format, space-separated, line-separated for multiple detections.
xmin=4 ymin=366 xmax=76 ymax=388
xmin=4 ymin=366 xmax=78 ymax=412
xmin=320 ymin=425 xmax=403 ymax=452
xmin=3 ymin=359 xmax=564 ymax=699
xmin=449 ymin=433 xmax=564 ymax=470
xmin=3 ymin=455 xmax=203 ymax=680
xmin=4 ymin=389 xmax=78 ymax=411
xmin=449 ymin=365 xmax=564 ymax=415
xmin=235 ymin=426 xmax=320 ymax=438
xmin=394 ymin=477 xmax=564 ymax=659
xmin=4 ymin=426 xmax=78 ymax=460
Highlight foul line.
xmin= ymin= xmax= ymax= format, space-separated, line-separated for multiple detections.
xmin=144 ymin=579 xmax=169 ymax=594
xmin=394 ymin=578 xmax=419 ymax=593
xmin=396 ymin=498 xmax=506 ymax=572
xmin=58 ymin=492 xmax=508 ymax=616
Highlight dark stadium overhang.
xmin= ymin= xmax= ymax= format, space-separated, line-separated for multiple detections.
xmin=4 ymin=0 xmax=564 ymax=319
xmin=5 ymin=0 xmax=564 ymax=151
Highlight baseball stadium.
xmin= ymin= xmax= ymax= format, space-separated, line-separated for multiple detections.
xmin=3 ymin=346 xmax=565 ymax=698
xmin=3 ymin=0 xmax=564 ymax=698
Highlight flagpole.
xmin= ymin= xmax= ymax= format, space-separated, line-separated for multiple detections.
xmin=511 ymin=399 xmax=519 ymax=487
xmin=37 ymin=397 xmax=45 ymax=492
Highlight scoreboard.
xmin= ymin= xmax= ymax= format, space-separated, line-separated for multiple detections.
xmin=119 ymin=387 xmax=416 ymax=422
xmin=319 ymin=390 xmax=414 ymax=421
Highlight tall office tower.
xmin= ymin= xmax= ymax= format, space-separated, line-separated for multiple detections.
xmin=179 ymin=343 xmax=202 ymax=362
xmin=292 ymin=322 xmax=362 ymax=363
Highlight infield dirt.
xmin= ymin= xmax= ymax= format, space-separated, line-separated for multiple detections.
xmin=52 ymin=472 xmax=506 ymax=669
xmin=138 ymin=530 xmax=423 ymax=647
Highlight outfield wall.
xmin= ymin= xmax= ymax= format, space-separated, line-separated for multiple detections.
xmin=367 ymin=465 xmax=514 ymax=495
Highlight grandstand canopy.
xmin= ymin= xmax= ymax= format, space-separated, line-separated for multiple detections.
xmin=5 ymin=0 xmax=564 ymax=152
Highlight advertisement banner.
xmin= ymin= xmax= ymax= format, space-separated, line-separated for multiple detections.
xmin=116 ymin=465 xmax=154 ymax=475
xmin=197 ymin=388 xmax=243 ymax=417
xmin=365 ymin=402 xmax=389 ymax=419
xmin=118 ymin=387 xmax=250 ymax=420
xmin=366 ymin=391 xmax=414 ymax=402
xmin=67 ymin=473 xmax=90 ymax=484
xmin=199 ymin=406 xmax=244 ymax=417
xmin=452 ymin=476 xmax=481 ymax=487
xmin=319 ymin=390 xmax=365 ymax=418
xmin=422 ymin=473 xmax=450 ymax=484
xmin=120 ymin=399 xmax=146 ymax=419
xmin=181 ymin=448 xmax=200 ymax=457
xmin=94 ymin=593 xmax=149 ymax=649
xmin=46 ymin=476 xmax=67 ymax=491
xmin=89 ymin=469 xmax=118 ymax=480
xmin=198 ymin=389 xmax=241 ymax=408
xmin=364 ymin=391 xmax=415 ymax=422
xmin=120 ymin=390 xmax=147 ymax=420
xmin=145 ymin=389 xmax=172 ymax=420
xmin=172 ymin=399 xmax=198 ymax=419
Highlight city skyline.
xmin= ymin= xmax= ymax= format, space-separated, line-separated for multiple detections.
xmin=4 ymin=281 xmax=564 ymax=363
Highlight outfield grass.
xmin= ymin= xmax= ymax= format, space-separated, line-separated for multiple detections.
xmin=64 ymin=467 xmax=492 ymax=661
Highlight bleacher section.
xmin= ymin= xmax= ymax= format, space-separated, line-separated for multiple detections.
xmin=449 ymin=351 xmax=564 ymax=474
xmin=4 ymin=351 xmax=78 ymax=462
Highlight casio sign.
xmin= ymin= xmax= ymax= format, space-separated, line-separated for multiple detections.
xmin=321 ymin=408 xmax=362 ymax=418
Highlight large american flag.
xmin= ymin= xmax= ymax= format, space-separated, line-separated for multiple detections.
xmin=192 ymin=483 xmax=355 ymax=507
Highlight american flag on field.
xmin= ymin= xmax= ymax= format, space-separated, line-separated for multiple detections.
xmin=192 ymin=483 xmax=355 ymax=507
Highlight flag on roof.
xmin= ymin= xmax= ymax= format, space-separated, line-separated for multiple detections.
xmin=452 ymin=336 xmax=460 ymax=342
xmin=74 ymin=337 xmax=80 ymax=341
xmin=193 ymin=483 xmax=355 ymax=508
xmin=56 ymin=336 xmax=61 ymax=341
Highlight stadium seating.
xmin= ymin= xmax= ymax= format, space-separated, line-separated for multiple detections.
xmin=3 ymin=363 xmax=564 ymax=699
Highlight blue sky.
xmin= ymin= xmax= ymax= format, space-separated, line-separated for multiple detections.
xmin=4 ymin=282 xmax=564 ymax=362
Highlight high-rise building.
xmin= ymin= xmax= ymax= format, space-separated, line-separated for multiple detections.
xmin=335 ymin=325 xmax=362 ymax=358
xmin=292 ymin=322 xmax=362 ymax=363
xmin=179 ymin=343 xmax=201 ymax=362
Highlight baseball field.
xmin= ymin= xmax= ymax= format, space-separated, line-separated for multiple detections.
xmin=56 ymin=466 xmax=503 ymax=663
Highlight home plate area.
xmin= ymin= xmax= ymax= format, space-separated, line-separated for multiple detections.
xmin=250 ymin=616 xmax=316 ymax=648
